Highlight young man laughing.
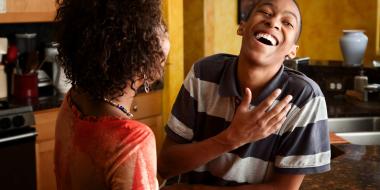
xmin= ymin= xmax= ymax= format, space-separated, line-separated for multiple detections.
xmin=159 ymin=0 xmax=330 ymax=189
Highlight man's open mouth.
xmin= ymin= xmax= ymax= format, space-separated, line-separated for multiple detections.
xmin=255 ymin=33 xmax=278 ymax=46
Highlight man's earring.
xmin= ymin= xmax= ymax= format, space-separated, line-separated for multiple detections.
xmin=143 ymin=74 xmax=150 ymax=93
xmin=237 ymin=28 xmax=243 ymax=34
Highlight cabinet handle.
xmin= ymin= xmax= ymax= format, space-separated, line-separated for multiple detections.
xmin=0 ymin=132 xmax=37 ymax=144
xmin=132 ymin=105 xmax=138 ymax=112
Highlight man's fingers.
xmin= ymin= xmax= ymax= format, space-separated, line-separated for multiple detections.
xmin=253 ymin=89 xmax=282 ymax=116
xmin=239 ymin=88 xmax=252 ymax=111
xmin=263 ymin=95 xmax=293 ymax=119
xmin=266 ymin=103 xmax=292 ymax=128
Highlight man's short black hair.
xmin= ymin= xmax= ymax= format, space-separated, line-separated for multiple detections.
xmin=245 ymin=0 xmax=302 ymax=43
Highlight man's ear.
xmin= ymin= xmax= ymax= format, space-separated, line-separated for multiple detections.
xmin=237 ymin=22 xmax=246 ymax=36
xmin=287 ymin=45 xmax=299 ymax=59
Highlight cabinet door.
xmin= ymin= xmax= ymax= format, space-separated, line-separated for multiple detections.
xmin=34 ymin=108 xmax=59 ymax=142
xmin=34 ymin=108 xmax=59 ymax=190
xmin=36 ymin=139 xmax=56 ymax=190
xmin=131 ymin=90 xmax=164 ymax=151
xmin=0 ymin=0 xmax=56 ymax=23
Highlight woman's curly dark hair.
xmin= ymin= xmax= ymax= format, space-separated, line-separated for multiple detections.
xmin=55 ymin=0 xmax=166 ymax=99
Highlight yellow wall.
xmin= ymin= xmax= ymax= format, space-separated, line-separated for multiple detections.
xmin=183 ymin=0 xmax=241 ymax=75
xmin=183 ymin=0 xmax=380 ymax=68
xmin=209 ymin=0 xmax=241 ymax=56
xmin=297 ymin=0 xmax=379 ymax=65
xmin=377 ymin=0 xmax=380 ymax=57
xmin=162 ymin=0 xmax=184 ymax=125
xmin=183 ymin=0 xmax=205 ymax=75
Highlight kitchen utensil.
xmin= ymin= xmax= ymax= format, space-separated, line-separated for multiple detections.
xmin=354 ymin=70 xmax=368 ymax=92
xmin=6 ymin=45 xmax=18 ymax=64
xmin=364 ymin=84 xmax=380 ymax=92
xmin=15 ymin=33 xmax=37 ymax=54
xmin=44 ymin=42 xmax=71 ymax=93
xmin=12 ymin=73 xmax=38 ymax=98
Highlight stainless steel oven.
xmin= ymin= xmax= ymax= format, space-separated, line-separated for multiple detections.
xmin=0 ymin=104 xmax=37 ymax=190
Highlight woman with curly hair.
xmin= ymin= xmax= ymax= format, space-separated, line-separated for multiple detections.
xmin=53 ymin=0 xmax=169 ymax=189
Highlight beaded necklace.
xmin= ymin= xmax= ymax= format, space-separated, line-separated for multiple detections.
xmin=103 ymin=98 xmax=134 ymax=119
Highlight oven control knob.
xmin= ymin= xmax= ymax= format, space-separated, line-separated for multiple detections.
xmin=0 ymin=118 xmax=12 ymax=129
xmin=12 ymin=115 xmax=25 ymax=128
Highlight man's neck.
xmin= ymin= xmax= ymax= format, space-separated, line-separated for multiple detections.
xmin=237 ymin=56 xmax=282 ymax=100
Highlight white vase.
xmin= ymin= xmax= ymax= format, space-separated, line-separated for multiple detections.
xmin=339 ymin=30 xmax=368 ymax=66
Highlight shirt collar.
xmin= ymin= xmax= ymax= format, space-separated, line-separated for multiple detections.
xmin=218 ymin=57 xmax=241 ymax=97
xmin=252 ymin=65 xmax=285 ymax=105
xmin=219 ymin=59 xmax=286 ymax=105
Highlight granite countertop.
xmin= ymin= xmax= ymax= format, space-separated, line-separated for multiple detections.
xmin=326 ymin=95 xmax=380 ymax=118
xmin=301 ymin=144 xmax=380 ymax=190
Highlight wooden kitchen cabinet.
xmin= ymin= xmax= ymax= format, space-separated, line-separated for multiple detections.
xmin=0 ymin=0 xmax=56 ymax=23
xmin=33 ymin=90 xmax=163 ymax=190
xmin=34 ymin=107 xmax=59 ymax=190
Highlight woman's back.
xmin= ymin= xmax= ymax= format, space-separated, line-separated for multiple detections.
xmin=55 ymin=95 xmax=158 ymax=190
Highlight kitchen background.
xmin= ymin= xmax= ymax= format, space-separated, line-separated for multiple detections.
xmin=0 ymin=0 xmax=380 ymax=190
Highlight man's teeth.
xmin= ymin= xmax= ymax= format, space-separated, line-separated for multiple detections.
xmin=255 ymin=33 xmax=276 ymax=46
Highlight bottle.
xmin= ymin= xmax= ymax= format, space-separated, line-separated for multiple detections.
xmin=354 ymin=70 xmax=368 ymax=92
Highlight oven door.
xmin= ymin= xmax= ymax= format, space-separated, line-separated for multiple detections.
xmin=0 ymin=127 xmax=37 ymax=190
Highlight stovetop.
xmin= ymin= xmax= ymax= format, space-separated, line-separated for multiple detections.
xmin=0 ymin=100 xmax=36 ymax=133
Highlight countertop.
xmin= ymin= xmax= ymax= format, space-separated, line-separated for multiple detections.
xmin=7 ymin=80 xmax=164 ymax=112
xmin=326 ymin=95 xmax=380 ymax=118
xmin=301 ymin=144 xmax=380 ymax=190
xmin=15 ymin=92 xmax=380 ymax=116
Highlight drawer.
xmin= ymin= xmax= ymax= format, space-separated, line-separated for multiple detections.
xmin=34 ymin=108 xmax=59 ymax=142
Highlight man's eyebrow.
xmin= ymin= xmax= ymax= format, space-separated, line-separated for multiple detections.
xmin=283 ymin=11 xmax=298 ymax=22
xmin=257 ymin=2 xmax=299 ymax=22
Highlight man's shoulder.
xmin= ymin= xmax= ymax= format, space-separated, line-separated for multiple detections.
xmin=197 ymin=53 xmax=237 ymax=63
xmin=194 ymin=53 xmax=236 ymax=70
xmin=283 ymin=67 xmax=325 ymax=108
xmin=192 ymin=53 xmax=237 ymax=82
xmin=283 ymin=66 xmax=324 ymax=97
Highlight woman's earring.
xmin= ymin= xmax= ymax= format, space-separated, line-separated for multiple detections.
xmin=285 ymin=55 xmax=291 ymax=60
xmin=143 ymin=74 xmax=150 ymax=93
xmin=237 ymin=28 xmax=243 ymax=34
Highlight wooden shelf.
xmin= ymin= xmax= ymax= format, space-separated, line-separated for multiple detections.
xmin=0 ymin=0 xmax=56 ymax=23
xmin=0 ymin=12 xmax=55 ymax=23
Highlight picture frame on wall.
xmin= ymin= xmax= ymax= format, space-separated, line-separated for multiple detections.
xmin=238 ymin=0 xmax=257 ymax=23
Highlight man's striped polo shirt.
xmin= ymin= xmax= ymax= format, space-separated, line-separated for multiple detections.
xmin=165 ymin=53 xmax=331 ymax=186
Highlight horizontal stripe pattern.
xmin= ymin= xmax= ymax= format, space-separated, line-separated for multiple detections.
xmin=165 ymin=54 xmax=331 ymax=185
xmin=167 ymin=113 xmax=194 ymax=141
xmin=183 ymin=67 xmax=236 ymax=121
xmin=275 ymin=151 xmax=331 ymax=168
xmin=194 ymin=153 xmax=269 ymax=184
xmin=281 ymin=96 xmax=328 ymax=134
